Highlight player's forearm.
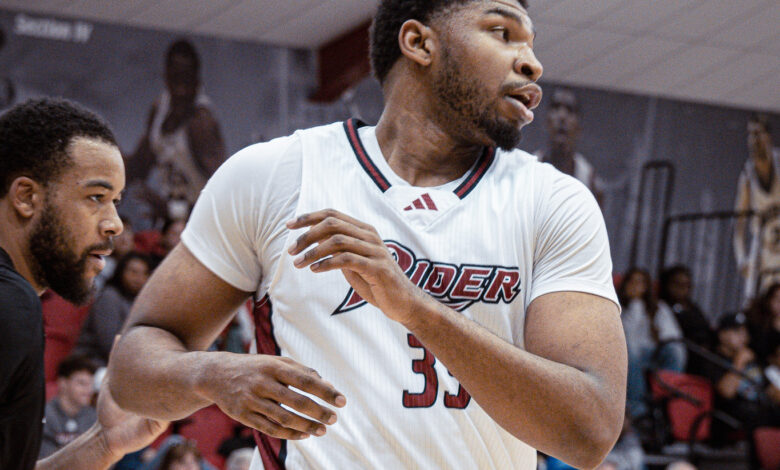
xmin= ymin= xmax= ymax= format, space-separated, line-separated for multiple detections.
xmin=403 ymin=297 xmax=622 ymax=469
xmin=36 ymin=424 xmax=117 ymax=470
xmin=108 ymin=325 xmax=214 ymax=420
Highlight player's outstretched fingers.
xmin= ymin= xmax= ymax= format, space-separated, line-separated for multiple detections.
xmin=243 ymin=411 xmax=312 ymax=440
xmin=254 ymin=395 xmax=330 ymax=436
xmin=288 ymin=210 xmax=381 ymax=243
xmin=293 ymin=235 xmax=382 ymax=269
xmin=273 ymin=364 xmax=347 ymax=411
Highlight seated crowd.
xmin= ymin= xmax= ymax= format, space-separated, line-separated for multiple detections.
xmin=544 ymin=265 xmax=779 ymax=470
xmin=615 ymin=266 xmax=779 ymax=469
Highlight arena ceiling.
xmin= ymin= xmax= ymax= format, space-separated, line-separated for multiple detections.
xmin=2 ymin=0 xmax=779 ymax=112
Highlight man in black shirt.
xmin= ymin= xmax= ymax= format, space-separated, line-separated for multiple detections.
xmin=0 ymin=99 xmax=165 ymax=470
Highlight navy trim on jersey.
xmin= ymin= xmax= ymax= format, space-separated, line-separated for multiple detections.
xmin=252 ymin=295 xmax=287 ymax=470
xmin=344 ymin=118 xmax=496 ymax=199
xmin=454 ymin=146 xmax=496 ymax=199
xmin=344 ymin=118 xmax=391 ymax=192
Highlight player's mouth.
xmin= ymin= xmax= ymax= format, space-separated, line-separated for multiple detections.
xmin=88 ymin=249 xmax=112 ymax=272
xmin=503 ymin=84 xmax=542 ymax=123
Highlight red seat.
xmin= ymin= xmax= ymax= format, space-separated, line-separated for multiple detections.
xmin=754 ymin=427 xmax=780 ymax=470
xmin=133 ymin=230 xmax=164 ymax=257
xmin=648 ymin=370 xmax=713 ymax=441
xmin=179 ymin=404 xmax=239 ymax=468
xmin=41 ymin=291 xmax=91 ymax=382
xmin=45 ymin=380 xmax=58 ymax=401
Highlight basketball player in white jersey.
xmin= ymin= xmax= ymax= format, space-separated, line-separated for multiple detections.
xmin=109 ymin=1 xmax=627 ymax=469
xmin=734 ymin=114 xmax=780 ymax=299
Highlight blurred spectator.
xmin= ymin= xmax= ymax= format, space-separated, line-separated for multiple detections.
xmin=217 ymin=424 xmax=255 ymax=462
xmin=225 ymin=448 xmax=253 ymax=470
xmin=733 ymin=114 xmax=780 ymax=300
xmin=135 ymin=217 xmax=187 ymax=268
xmin=39 ymin=355 xmax=97 ymax=458
xmin=765 ymin=343 xmax=780 ymax=407
xmin=666 ymin=462 xmax=696 ymax=470
xmin=659 ymin=265 xmax=715 ymax=375
xmin=700 ymin=313 xmax=766 ymax=445
xmin=75 ymin=252 xmax=152 ymax=365
xmin=536 ymin=88 xmax=604 ymax=206
xmin=154 ymin=217 xmax=186 ymax=267
xmin=140 ymin=435 xmax=216 ymax=470
xmin=94 ymin=215 xmax=136 ymax=293
xmin=619 ymin=268 xmax=686 ymax=417
xmin=160 ymin=440 xmax=201 ymax=470
xmin=214 ymin=301 xmax=255 ymax=354
xmin=745 ymin=282 xmax=780 ymax=364
xmin=126 ymin=38 xmax=226 ymax=230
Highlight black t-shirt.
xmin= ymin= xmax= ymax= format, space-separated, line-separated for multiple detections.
xmin=0 ymin=247 xmax=45 ymax=470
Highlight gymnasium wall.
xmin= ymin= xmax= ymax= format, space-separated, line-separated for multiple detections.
xmin=1 ymin=7 xmax=779 ymax=283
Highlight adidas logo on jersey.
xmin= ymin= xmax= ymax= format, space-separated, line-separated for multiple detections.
xmin=333 ymin=240 xmax=521 ymax=315
xmin=404 ymin=193 xmax=438 ymax=211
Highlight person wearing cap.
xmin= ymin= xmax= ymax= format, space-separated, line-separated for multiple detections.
xmin=700 ymin=312 xmax=765 ymax=445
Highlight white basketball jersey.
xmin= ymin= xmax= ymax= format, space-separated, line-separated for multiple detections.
xmin=182 ymin=120 xmax=617 ymax=470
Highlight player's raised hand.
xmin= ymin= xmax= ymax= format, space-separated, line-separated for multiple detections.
xmin=287 ymin=209 xmax=427 ymax=325
xmin=198 ymin=353 xmax=345 ymax=440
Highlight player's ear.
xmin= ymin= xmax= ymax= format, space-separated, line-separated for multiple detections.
xmin=8 ymin=176 xmax=44 ymax=219
xmin=398 ymin=19 xmax=436 ymax=67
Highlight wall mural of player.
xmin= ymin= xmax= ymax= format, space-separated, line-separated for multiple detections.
xmin=125 ymin=39 xmax=226 ymax=227
xmin=535 ymin=88 xmax=604 ymax=207
xmin=734 ymin=114 xmax=780 ymax=300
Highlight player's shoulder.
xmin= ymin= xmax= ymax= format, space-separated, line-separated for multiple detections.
xmin=0 ymin=268 xmax=40 ymax=330
xmin=499 ymin=148 xmax=588 ymax=192
xmin=0 ymin=268 xmax=38 ymax=308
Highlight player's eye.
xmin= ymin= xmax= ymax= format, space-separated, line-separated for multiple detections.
xmin=491 ymin=26 xmax=510 ymax=41
xmin=89 ymin=194 xmax=104 ymax=203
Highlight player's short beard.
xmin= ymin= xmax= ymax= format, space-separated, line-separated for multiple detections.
xmin=28 ymin=200 xmax=103 ymax=305
xmin=433 ymin=46 xmax=522 ymax=151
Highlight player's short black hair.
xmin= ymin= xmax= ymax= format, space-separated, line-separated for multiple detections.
xmin=370 ymin=0 xmax=529 ymax=84
xmin=57 ymin=354 xmax=98 ymax=379
xmin=166 ymin=38 xmax=200 ymax=75
xmin=0 ymin=98 xmax=118 ymax=198
xmin=749 ymin=113 xmax=771 ymax=134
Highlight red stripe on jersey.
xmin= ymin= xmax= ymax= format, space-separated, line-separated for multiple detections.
xmin=413 ymin=199 xmax=425 ymax=210
xmin=454 ymin=147 xmax=495 ymax=198
xmin=344 ymin=119 xmax=391 ymax=192
xmin=252 ymin=295 xmax=287 ymax=469
xmin=421 ymin=193 xmax=438 ymax=210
